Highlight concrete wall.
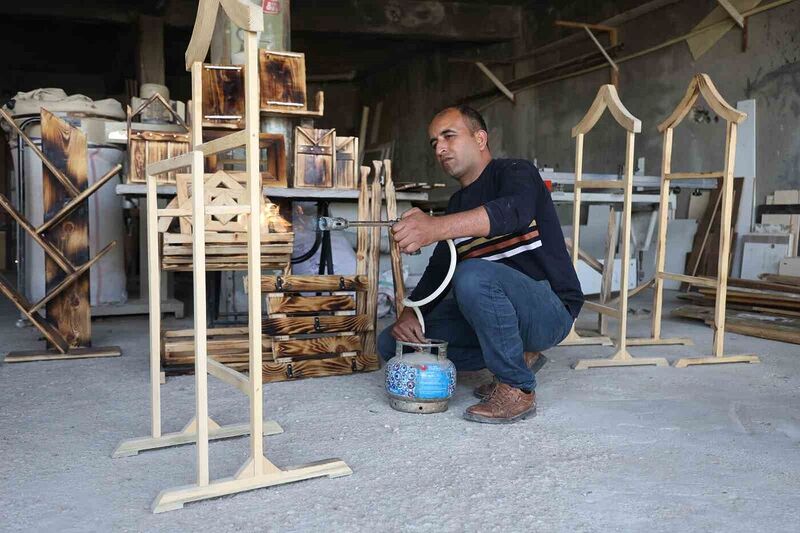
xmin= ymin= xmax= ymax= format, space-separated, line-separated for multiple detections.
xmin=360 ymin=0 xmax=800 ymax=205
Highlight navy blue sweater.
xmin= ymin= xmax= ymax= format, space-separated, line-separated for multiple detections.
xmin=409 ymin=158 xmax=584 ymax=319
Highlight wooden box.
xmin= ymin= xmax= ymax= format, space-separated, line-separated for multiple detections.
xmin=259 ymin=50 xmax=307 ymax=113
xmin=205 ymin=131 xmax=287 ymax=187
xmin=128 ymin=131 xmax=190 ymax=184
xmin=201 ymin=64 xmax=245 ymax=130
xmin=335 ymin=136 xmax=358 ymax=189
xmin=294 ymin=127 xmax=335 ymax=188
xmin=126 ymin=94 xmax=190 ymax=184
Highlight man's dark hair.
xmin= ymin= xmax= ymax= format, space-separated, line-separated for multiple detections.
xmin=436 ymin=104 xmax=488 ymax=134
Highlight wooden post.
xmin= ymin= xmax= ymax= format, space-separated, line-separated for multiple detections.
xmin=383 ymin=159 xmax=405 ymax=316
xmin=243 ymin=29 xmax=265 ymax=477
xmin=598 ymin=208 xmax=619 ymax=336
xmin=146 ymin=168 xmax=162 ymax=439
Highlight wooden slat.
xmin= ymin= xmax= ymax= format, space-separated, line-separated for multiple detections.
xmin=0 ymin=274 xmax=70 ymax=353
xmin=4 ymin=346 xmax=121 ymax=363
xmin=0 ymin=194 xmax=75 ymax=273
xmin=163 ymin=231 xmax=293 ymax=244
xmin=0 ymin=108 xmax=80 ymax=196
xmin=163 ymin=244 xmax=293 ymax=256
xmin=146 ymin=150 xmax=194 ymax=177
xmin=272 ymin=335 xmax=362 ymax=359
xmin=263 ymin=315 xmax=371 ymax=336
xmin=261 ymin=353 xmax=380 ymax=383
xmin=261 ymin=275 xmax=368 ymax=292
xmin=657 ymin=271 xmax=716 ymax=288
xmin=29 ymin=242 xmax=116 ymax=313
xmin=759 ymin=274 xmax=800 ymax=287
xmin=267 ymin=295 xmax=355 ymax=315
xmin=365 ymin=169 xmax=382 ymax=356
xmin=207 ymin=359 xmax=250 ymax=396
xmin=583 ymin=300 xmax=621 ymax=318
xmin=575 ymin=179 xmax=626 ymax=189
xmin=384 ymin=159 xmax=405 ymax=316
xmin=665 ymin=171 xmax=724 ymax=180
xmin=195 ymin=129 xmax=248 ymax=156
xmin=36 ymin=164 xmax=122 ymax=233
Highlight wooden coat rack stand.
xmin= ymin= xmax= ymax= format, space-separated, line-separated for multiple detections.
xmin=563 ymin=85 xmax=669 ymax=369
xmin=113 ymin=0 xmax=352 ymax=513
xmin=0 ymin=108 xmax=122 ymax=362
xmin=646 ymin=73 xmax=759 ymax=368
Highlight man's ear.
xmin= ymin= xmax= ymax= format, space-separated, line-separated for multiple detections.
xmin=475 ymin=130 xmax=488 ymax=151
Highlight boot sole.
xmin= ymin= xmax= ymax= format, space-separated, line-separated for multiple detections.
xmin=472 ymin=354 xmax=549 ymax=400
xmin=463 ymin=405 xmax=537 ymax=424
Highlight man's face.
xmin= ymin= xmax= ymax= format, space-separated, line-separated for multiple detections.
xmin=428 ymin=109 xmax=485 ymax=179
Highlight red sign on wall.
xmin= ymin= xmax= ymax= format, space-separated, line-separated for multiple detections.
xmin=262 ymin=0 xmax=281 ymax=14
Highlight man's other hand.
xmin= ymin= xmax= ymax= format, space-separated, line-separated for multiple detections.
xmin=392 ymin=208 xmax=440 ymax=254
xmin=391 ymin=307 xmax=426 ymax=344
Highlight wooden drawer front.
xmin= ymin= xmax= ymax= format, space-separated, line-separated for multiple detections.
xmin=267 ymin=295 xmax=356 ymax=316
xmin=263 ymin=315 xmax=371 ymax=336
xmin=272 ymin=335 xmax=362 ymax=361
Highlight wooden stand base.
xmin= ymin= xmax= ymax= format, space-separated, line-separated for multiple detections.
xmin=573 ymin=349 xmax=669 ymax=370
xmin=152 ymin=457 xmax=352 ymax=513
xmin=112 ymin=416 xmax=283 ymax=458
xmin=558 ymin=329 xmax=613 ymax=347
xmin=4 ymin=346 xmax=121 ymax=363
xmin=625 ymin=337 xmax=694 ymax=346
xmin=673 ymin=354 xmax=760 ymax=368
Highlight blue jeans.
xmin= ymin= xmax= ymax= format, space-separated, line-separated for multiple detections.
xmin=378 ymin=259 xmax=574 ymax=391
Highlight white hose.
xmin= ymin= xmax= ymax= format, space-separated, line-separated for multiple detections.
xmin=401 ymin=238 xmax=457 ymax=333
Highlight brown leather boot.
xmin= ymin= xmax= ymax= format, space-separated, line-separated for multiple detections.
xmin=473 ymin=352 xmax=547 ymax=400
xmin=464 ymin=383 xmax=536 ymax=424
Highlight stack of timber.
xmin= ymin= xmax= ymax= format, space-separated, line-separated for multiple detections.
xmin=260 ymin=274 xmax=380 ymax=382
xmin=673 ymin=274 xmax=800 ymax=344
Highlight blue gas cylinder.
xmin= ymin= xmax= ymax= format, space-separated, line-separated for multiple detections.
xmin=385 ymin=339 xmax=455 ymax=413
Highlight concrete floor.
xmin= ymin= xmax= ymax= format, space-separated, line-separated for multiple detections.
xmin=1 ymin=292 xmax=799 ymax=532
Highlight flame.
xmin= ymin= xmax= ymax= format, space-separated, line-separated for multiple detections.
xmin=260 ymin=198 xmax=292 ymax=234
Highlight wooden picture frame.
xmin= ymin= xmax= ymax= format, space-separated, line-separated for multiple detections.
xmin=205 ymin=130 xmax=287 ymax=187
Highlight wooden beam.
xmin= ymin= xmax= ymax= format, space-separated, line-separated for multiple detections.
xmin=475 ymin=62 xmax=514 ymax=102
xmin=291 ymin=0 xmax=521 ymax=42
xmin=716 ymin=0 xmax=745 ymax=27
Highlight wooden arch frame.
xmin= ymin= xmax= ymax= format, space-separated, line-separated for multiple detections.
xmin=647 ymin=73 xmax=757 ymax=368
xmin=114 ymin=0 xmax=351 ymax=513
xmin=565 ymin=85 xmax=669 ymax=369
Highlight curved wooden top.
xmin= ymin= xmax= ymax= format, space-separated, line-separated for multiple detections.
xmin=657 ymin=73 xmax=746 ymax=132
xmin=571 ymin=85 xmax=641 ymax=137
xmin=184 ymin=0 xmax=264 ymax=71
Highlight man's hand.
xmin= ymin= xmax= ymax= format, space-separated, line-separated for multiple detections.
xmin=391 ymin=307 xmax=426 ymax=344
xmin=392 ymin=208 xmax=441 ymax=254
